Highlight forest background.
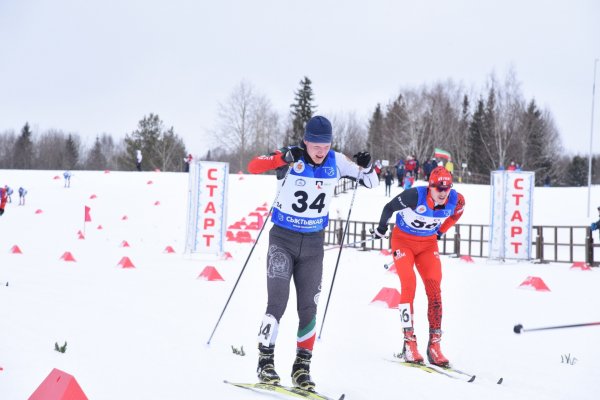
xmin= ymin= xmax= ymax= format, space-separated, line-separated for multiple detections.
xmin=1 ymin=73 xmax=598 ymax=187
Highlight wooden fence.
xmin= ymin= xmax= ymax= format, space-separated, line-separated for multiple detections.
xmin=323 ymin=220 xmax=600 ymax=266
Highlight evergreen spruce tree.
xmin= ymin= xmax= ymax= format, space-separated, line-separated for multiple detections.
xmin=467 ymin=99 xmax=488 ymax=175
xmin=289 ymin=77 xmax=316 ymax=145
xmin=521 ymin=100 xmax=552 ymax=185
xmin=382 ymin=96 xmax=410 ymax=162
xmin=367 ymin=104 xmax=385 ymax=158
xmin=64 ymin=134 xmax=79 ymax=169
xmin=483 ymin=87 xmax=499 ymax=169
xmin=13 ymin=123 xmax=34 ymax=169
xmin=122 ymin=114 xmax=186 ymax=171
xmin=566 ymin=156 xmax=588 ymax=186
xmin=454 ymin=94 xmax=471 ymax=176
xmin=86 ymin=136 xmax=108 ymax=170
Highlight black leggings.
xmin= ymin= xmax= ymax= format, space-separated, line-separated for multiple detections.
xmin=265 ymin=225 xmax=324 ymax=347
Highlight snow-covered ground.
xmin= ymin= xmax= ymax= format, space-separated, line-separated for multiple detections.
xmin=0 ymin=169 xmax=599 ymax=400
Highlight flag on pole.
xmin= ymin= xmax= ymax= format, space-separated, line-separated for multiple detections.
xmin=434 ymin=148 xmax=452 ymax=160
xmin=84 ymin=206 xmax=92 ymax=222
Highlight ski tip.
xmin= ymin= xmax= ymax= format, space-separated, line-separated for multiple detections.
xmin=339 ymin=395 xmax=345 ymax=400
xmin=497 ymin=377 xmax=504 ymax=384
xmin=468 ymin=375 xmax=476 ymax=383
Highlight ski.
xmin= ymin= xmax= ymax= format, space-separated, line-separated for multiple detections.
xmin=224 ymin=380 xmax=345 ymax=400
xmin=386 ymin=358 xmax=471 ymax=381
xmin=387 ymin=357 xmax=503 ymax=385
xmin=428 ymin=364 xmax=476 ymax=382
xmin=435 ymin=365 xmax=503 ymax=385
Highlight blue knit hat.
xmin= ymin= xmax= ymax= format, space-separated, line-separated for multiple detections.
xmin=304 ymin=116 xmax=332 ymax=143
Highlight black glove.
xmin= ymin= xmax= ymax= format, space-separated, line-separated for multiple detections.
xmin=370 ymin=226 xmax=387 ymax=239
xmin=437 ymin=231 xmax=444 ymax=240
xmin=281 ymin=146 xmax=304 ymax=163
xmin=353 ymin=151 xmax=372 ymax=169
xmin=0 ymin=208 xmax=4 ymax=216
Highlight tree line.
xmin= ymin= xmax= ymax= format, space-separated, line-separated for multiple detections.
xmin=0 ymin=114 xmax=187 ymax=172
xmin=1 ymin=73 xmax=598 ymax=186
xmin=212 ymin=74 xmax=599 ymax=186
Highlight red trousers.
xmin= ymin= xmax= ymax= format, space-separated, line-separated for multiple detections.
xmin=391 ymin=226 xmax=443 ymax=331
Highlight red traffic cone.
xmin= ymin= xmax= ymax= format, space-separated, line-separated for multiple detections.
xmin=518 ymin=276 xmax=551 ymax=292
xmin=60 ymin=252 xmax=76 ymax=262
xmin=570 ymin=262 xmax=592 ymax=271
xmin=117 ymin=257 xmax=135 ymax=269
xmin=197 ymin=266 xmax=224 ymax=281
xmin=370 ymin=287 xmax=401 ymax=309
xmin=28 ymin=368 xmax=88 ymax=400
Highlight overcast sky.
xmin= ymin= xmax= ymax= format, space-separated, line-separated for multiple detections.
xmin=1 ymin=0 xmax=599 ymax=158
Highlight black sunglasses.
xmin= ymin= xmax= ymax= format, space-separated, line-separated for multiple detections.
xmin=431 ymin=184 xmax=452 ymax=192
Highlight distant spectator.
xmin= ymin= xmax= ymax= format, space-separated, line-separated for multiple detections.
xmin=395 ymin=159 xmax=405 ymax=187
xmin=544 ymin=175 xmax=551 ymax=187
xmin=445 ymin=160 xmax=454 ymax=176
xmin=405 ymin=156 xmax=417 ymax=179
xmin=63 ymin=170 xmax=72 ymax=188
xmin=507 ymin=160 xmax=517 ymax=171
xmin=184 ymin=154 xmax=193 ymax=172
xmin=18 ymin=187 xmax=27 ymax=206
xmin=383 ymin=168 xmax=394 ymax=196
xmin=403 ymin=171 xmax=414 ymax=190
xmin=374 ymin=160 xmax=383 ymax=181
xmin=136 ymin=149 xmax=143 ymax=171
xmin=0 ymin=186 xmax=7 ymax=216
xmin=414 ymin=157 xmax=420 ymax=180
xmin=4 ymin=185 xmax=12 ymax=203
xmin=423 ymin=158 xmax=436 ymax=181
xmin=591 ymin=206 xmax=600 ymax=240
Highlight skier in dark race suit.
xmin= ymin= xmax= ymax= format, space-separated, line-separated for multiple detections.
xmin=247 ymin=116 xmax=379 ymax=391
xmin=372 ymin=166 xmax=465 ymax=367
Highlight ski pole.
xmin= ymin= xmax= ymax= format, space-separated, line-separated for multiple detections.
xmin=513 ymin=321 xmax=600 ymax=334
xmin=323 ymin=237 xmax=375 ymax=251
xmin=206 ymin=167 xmax=292 ymax=345
xmin=318 ymin=171 xmax=362 ymax=340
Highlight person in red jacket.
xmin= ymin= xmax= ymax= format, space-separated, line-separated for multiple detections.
xmin=0 ymin=186 xmax=7 ymax=216
xmin=371 ymin=166 xmax=465 ymax=366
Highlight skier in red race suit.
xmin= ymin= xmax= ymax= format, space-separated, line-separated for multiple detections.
xmin=371 ymin=166 xmax=465 ymax=366
xmin=247 ymin=115 xmax=378 ymax=391
xmin=0 ymin=186 xmax=7 ymax=215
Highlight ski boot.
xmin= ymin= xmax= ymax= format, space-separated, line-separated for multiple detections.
xmin=402 ymin=328 xmax=424 ymax=364
xmin=291 ymin=348 xmax=316 ymax=392
xmin=427 ymin=330 xmax=450 ymax=367
xmin=257 ymin=344 xmax=281 ymax=385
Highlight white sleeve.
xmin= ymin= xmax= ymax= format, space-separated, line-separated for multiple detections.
xmin=334 ymin=152 xmax=379 ymax=188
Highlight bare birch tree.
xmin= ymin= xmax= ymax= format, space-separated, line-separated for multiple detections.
xmin=214 ymin=80 xmax=279 ymax=171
